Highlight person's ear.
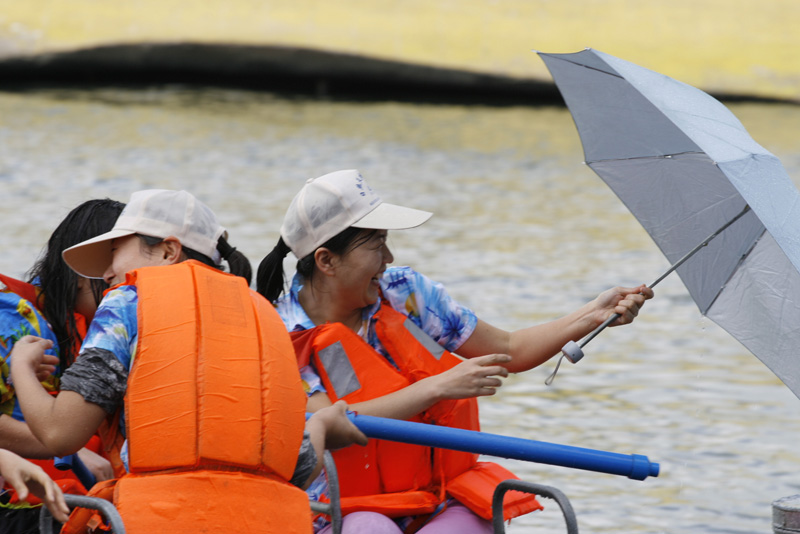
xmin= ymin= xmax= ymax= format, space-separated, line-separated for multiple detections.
xmin=160 ymin=237 xmax=184 ymax=264
xmin=314 ymin=247 xmax=337 ymax=276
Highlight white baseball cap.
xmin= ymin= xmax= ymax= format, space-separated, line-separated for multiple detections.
xmin=62 ymin=189 xmax=227 ymax=278
xmin=281 ymin=169 xmax=432 ymax=259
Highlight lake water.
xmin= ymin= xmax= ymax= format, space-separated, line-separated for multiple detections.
xmin=1 ymin=88 xmax=798 ymax=533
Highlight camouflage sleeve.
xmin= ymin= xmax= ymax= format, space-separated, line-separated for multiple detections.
xmin=60 ymin=347 xmax=128 ymax=415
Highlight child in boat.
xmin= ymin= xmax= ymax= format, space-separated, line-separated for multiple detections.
xmin=1 ymin=198 xmax=124 ymax=532
xmin=256 ymin=169 xmax=653 ymax=534
xmin=10 ymin=189 xmax=366 ymax=533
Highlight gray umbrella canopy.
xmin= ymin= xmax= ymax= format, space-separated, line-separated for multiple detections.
xmin=538 ymin=49 xmax=800 ymax=400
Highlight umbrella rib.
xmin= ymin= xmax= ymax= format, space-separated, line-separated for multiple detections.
xmin=586 ymin=151 xmax=704 ymax=164
xmin=650 ymin=205 xmax=752 ymax=288
xmin=568 ymin=63 xmax=623 ymax=79
xmin=537 ymin=52 xmax=625 ymax=79
xmin=699 ymin=227 xmax=766 ymax=315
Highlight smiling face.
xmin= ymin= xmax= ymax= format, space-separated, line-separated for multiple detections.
xmin=102 ymin=235 xmax=172 ymax=286
xmin=330 ymin=229 xmax=394 ymax=310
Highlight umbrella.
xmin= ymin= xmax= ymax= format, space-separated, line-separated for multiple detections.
xmin=536 ymin=48 xmax=800 ymax=400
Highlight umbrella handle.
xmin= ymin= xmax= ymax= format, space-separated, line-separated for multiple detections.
xmin=544 ymin=311 xmax=622 ymax=385
xmin=568 ymin=312 xmax=622 ymax=362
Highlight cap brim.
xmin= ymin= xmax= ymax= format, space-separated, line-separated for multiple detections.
xmin=352 ymin=203 xmax=432 ymax=230
xmin=62 ymin=228 xmax=137 ymax=279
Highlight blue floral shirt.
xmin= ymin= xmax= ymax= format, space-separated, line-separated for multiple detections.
xmin=79 ymin=286 xmax=139 ymax=371
xmin=60 ymin=285 xmax=139 ymax=469
xmin=0 ymin=285 xmax=60 ymax=419
xmin=275 ymin=265 xmax=478 ymax=529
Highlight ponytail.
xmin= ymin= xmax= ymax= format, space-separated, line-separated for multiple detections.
xmin=256 ymin=237 xmax=291 ymax=302
xmin=217 ymin=236 xmax=252 ymax=286
xmin=142 ymin=234 xmax=253 ymax=286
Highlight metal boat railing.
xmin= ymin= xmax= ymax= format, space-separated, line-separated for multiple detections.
xmin=39 ymin=494 xmax=127 ymax=534
xmin=309 ymin=450 xmax=344 ymax=534
xmin=41 ymin=450 xmax=578 ymax=534
xmin=491 ymin=480 xmax=578 ymax=534
xmin=310 ymin=450 xmax=580 ymax=534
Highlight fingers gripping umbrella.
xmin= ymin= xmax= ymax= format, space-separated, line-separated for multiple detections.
xmin=537 ymin=49 xmax=800 ymax=399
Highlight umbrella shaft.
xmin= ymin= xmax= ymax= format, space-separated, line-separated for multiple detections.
xmin=581 ymin=204 xmax=751 ymax=350
xmin=581 ymin=313 xmax=620 ymax=347
xmin=647 ymin=204 xmax=751 ymax=289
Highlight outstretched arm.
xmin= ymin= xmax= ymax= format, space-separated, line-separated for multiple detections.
xmin=0 ymin=415 xmax=59 ymax=459
xmin=10 ymin=336 xmax=106 ymax=456
xmin=457 ymin=284 xmax=654 ymax=373
xmin=76 ymin=446 xmax=114 ymax=483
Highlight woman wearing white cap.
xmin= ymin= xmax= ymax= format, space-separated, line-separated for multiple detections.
xmin=9 ymin=189 xmax=366 ymax=533
xmin=257 ymin=169 xmax=654 ymax=534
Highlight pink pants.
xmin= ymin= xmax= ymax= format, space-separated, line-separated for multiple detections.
xmin=317 ymin=504 xmax=493 ymax=534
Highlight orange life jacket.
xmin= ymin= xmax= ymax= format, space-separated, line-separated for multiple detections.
xmin=66 ymin=261 xmax=312 ymax=533
xmin=292 ymin=302 xmax=542 ymax=522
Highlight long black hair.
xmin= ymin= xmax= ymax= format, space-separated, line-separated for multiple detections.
xmin=137 ymin=234 xmax=253 ymax=286
xmin=256 ymin=227 xmax=375 ymax=303
xmin=27 ymin=198 xmax=125 ymax=369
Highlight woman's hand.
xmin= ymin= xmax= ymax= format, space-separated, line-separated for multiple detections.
xmin=303 ymin=400 xmax=367 ymax=488
xmin=308 ymin=400 xmax=368 ymax=451
xmin=0 ymin=448 xmax=70 ymax=523
xmin=426 ymin=353 xmax=511 ymax=400
xmin=307 ymin=355 xmax=511 ymax=424
xmin=76 ymin=447 xmax=114 ymax=483
xmin=593 ymin=284 xmax=654 ymax=327
xmin=9 ymin=336 xmax=58 ymax=381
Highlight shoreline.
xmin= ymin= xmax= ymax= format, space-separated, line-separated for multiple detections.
xmin=1 ymin=0 xmax=798 ymax=104
xmin=0 ymin=43 xmax=796 ymax=106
